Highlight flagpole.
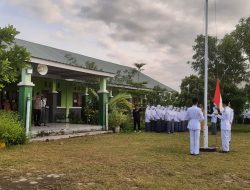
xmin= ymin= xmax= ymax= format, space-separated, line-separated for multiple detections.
xmin=204 ymin=0 xmax=208 ymax=148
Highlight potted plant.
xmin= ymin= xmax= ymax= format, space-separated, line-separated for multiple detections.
xmin=108 ymin=110 xmax=127 ymax=133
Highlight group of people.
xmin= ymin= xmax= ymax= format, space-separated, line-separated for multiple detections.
xmin=1 ymin=99 xmax=17 ymax=111
xmin=133 ymin=97 xmax=234 ymax=155
xmin=186 ymin=98 xmax=234 ymax=155
xmin=144 ymin=105 xmax=188 ymax=133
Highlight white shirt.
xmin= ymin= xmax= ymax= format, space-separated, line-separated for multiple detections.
xmin=168 ymin=109 xmax=174 ymax=121
xmin=173 ymin=110 xmax=179 ymax=122
xmin=41 ymin=98 xmax=47 ymax=108
xmin=151 ymin=109 xmax=157 ymax=121
xmin=164 ymin=108 xmax=170 ymax=121
xmin=145 ymin=108 xmax=151 ymax=123
xmin=229 ymin=107 xmax=234 ymax=124
xmin=186 ymin=105 xmax=204 ymax=130
xmin=155 ymin=108 xmax=161 ymax=120
xmin=217 ymin=106 xmax=231 ymax=130
xmin=208 ymin=109 xmax=218 ymax=123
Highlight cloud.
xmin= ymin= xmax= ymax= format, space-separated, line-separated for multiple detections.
xmin=8 ymin=0 xmax=65 ymax=23
xmin=4 ymin=0 xmax=250 ymax=90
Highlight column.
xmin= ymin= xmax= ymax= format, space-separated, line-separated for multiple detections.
xmin=18 ymin=67 xmax=35 ymax=129
xmin=109 ymin=89 xmax=113 ymax=98
xmin=81 ymin=87 xmax=89 ymax=123
xmin=98 ymin=78 xmax=109 ymax=130
xmin=48 ymin=80 xmax=58 ymax=122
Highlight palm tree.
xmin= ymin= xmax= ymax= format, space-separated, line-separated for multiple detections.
xmin=108 ymin=93 xmax=133 ymax=112
xmin=134 ymin=63 xmax=146 ymax=81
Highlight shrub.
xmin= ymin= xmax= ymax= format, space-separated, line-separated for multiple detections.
xmin=0 ymin=111 xmax=26 ymax=146
xmin=120 ymin=115 xmax=133 ymax=132
xmin=108 ymin=110 xmax=127 ymax=129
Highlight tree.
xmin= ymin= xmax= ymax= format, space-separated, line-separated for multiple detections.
xmin=179 ymin=75 xmax=203 ymax=106
xmin=188 ymin=35 xmax=218 ymax=80
xmin=232 ymin=17 xmax=250 ymax=62
xmin=134 ymin=62 xmax=146 ymax=81
xmin=188 ymin=34 xmax=249 ymax=86
xmin=109 ymin=69 xmax=137 ymax=85
xmin=182 ymin=17 xmax=250 ymax=120
xmin=244 ymin=84 xmax=250 ymax=109
xmin=217 ymin=34 xmax=249 ymax=84
xmin=0 ymin=25 xmax=30 ymax=90
xmin=85 ymin=61 xmax=98 ymax=70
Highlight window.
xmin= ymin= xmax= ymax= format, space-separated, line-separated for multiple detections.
xmin=73 ymin=93 xmax=82 ymax=107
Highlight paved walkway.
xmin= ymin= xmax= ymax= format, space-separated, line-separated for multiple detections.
xmin=30 ymin=123 xmax=112 ymax=141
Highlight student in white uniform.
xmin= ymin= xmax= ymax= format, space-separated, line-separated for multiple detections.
xmin=216 ymin=100 xmax=232 ymax=153
xmin=155 ymin=105 xmax=161 ymax=132
xmin=228 ymin=102 xmax=234 ymax=143
xmin=183 ymin=106 xmax=188 ymax=131
xmin=41 ymin=95 xmax=47 ymax=126
xmin=164 ymin=106 xmax=170 ymax=133
xmin=169 ymin=106 xmax=175 ymax=133
xmin=150 ymin=106 xmax=157 ymax=132
xmin=145 ymin=105 xmax=151 ymax=132
xmin=160 ymin=106 xmax=165 ymax=132
xmin=185 ymin=98 xmax=204 ymax=155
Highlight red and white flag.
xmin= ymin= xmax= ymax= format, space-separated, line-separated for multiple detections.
xmin=213 ymin=79 xmax=223 ymax=112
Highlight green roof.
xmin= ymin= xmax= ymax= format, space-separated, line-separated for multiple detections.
xmin=15 ymin=39 xmax=174 ymax=91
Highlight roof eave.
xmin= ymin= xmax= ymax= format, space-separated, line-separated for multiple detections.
xmin=30 ymin=57 xmax=115 ymax=78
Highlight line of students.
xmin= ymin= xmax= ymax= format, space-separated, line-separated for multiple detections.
xmin=144 ymin=105 xmax=188 ymax=133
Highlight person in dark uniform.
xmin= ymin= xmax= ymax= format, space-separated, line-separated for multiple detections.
xmin=133 ymin=105 xmax=142 ymax=132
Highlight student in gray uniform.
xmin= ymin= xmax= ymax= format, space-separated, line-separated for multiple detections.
xmin=208 ymin=106 xmax=218 ymax=135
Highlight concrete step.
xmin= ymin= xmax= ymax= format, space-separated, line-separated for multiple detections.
xmin=30 ymin=130 xmax=113 ymax=142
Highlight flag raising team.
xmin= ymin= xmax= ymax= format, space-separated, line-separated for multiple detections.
xmin=141 ymin=95 xmax=234 ymax=155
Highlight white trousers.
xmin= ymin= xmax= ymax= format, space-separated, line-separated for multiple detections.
xmin=189 ymin=129 xmax=200 ymax=155
xmin=221 ymin=130 xmax=230 ymax=151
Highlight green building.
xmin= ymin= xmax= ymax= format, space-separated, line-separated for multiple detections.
xmin=0 ymin=39 xmax=174 ymax=131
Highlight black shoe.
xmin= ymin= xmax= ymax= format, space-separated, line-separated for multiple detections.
xmin=219 ymin=151 xmax=229 ymax=153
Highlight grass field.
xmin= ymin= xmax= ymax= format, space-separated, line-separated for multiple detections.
xmin=0 ymin=124 xmax=250 ymax=190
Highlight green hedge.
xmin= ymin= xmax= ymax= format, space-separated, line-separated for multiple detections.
xmin=0 ymin=111 xmax=26 ymax=146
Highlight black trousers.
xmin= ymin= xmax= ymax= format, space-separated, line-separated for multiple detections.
xmin=34 ymin=109 xmax=41 ymax=126
xmin=145 ymin=122 xmax=151 ymax=132
xmin=134 ymin=119 xmax=140 ymax=131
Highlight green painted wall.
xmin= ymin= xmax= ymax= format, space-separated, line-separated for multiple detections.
xmin=32 ymin=77 xmax=86 ymax=117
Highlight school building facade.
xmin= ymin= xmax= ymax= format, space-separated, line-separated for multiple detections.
xmin=0 ymin=39 xmax=174 ymax=131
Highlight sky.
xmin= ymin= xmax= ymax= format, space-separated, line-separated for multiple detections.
xmin=1 ymin=0 xmax=250 ymax=91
